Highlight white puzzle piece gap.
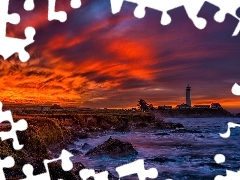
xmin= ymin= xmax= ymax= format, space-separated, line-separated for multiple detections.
xmin=79 ymin=169 xmax=109 ymax=180
xmin=0 ymin=0 xmax=82 ymax=61
xmin=0 ymin=156 xmax=15 ymax=180
xmin=48 ymin=0 xmax=67 ymax=22
xmin=232 ymin=83 xmax=240 ymax=96
xmin=220 ymin=122 xmax=240 ymax=138
xmin=24 ymin=0 xmax=35 ymax=11
xmin=215 ymin=170 xmax=240 ymax=180
xmin=116 ymin=159 xmax=158 ymax=180
xmin=215 ymin=121 xmax=240 ymax=179
xmin=21 ymin=149 xmax=74 ymax=180
xmin=0 ymin=102 xmax=28 ymax=150
xmin=0 ymin=0 xmax=35 ymax=62
xmin=71 ymin=0 xmax=81 ymax=9
xmin=24 ymin=0 xmax=82 ymax=22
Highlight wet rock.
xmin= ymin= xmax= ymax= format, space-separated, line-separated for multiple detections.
xmin=204 ymin=162 xmax=226 ymax=169
xmin=171 ymin=129 xmax=202 ymax=133
xmin=113 ymin=118 xmax=132 ymax=132
xmin=136 ymin=122 xmax=149 ymax=128
xmin=72 ymin=161 xmax=85 ymax=176
xmin=69 ymin=149 xmax=82 ymax=155
xmin=114 ymin=123 xmax=130 ymax=132
xmin=108 ymin=172 xmax=119 ymax=180
xmin=82 ymin=143 xmax=92 ymax=150
xmin=147 ymin=156 xmax=176 ymax=163
xmin=155 ymin=122 xmax=184 ymax=129
xmin=155 ymin=132 xmax=170 ymax=136
xmin=77 ymin=132 xmax=89 ymax=139
xmin=85 ymin=137 xmax=138 ymax=157
xmin=49 ymin=162 xmax=78 ymax=180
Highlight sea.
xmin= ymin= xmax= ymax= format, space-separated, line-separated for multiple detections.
xmin=69 ymin=118 xmax=240 ymax=180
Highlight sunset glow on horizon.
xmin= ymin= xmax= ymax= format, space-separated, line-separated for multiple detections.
xmin=1 ymin=0 xmax=240 ymax=112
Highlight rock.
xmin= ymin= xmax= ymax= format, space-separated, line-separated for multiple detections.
xmin=49 ymin=162 xmax=78 ymax=180
xmin=82 ymin=143 xmax=92 ymax=150
xmin=69 ymin=149 xmax=82 ymax=155
xmin=155 ymin=132 xmax=170 ymax=136
xmin=155 ymin=121 xmax=184 ymax=129
xmin=85 ymin=137 xmax=138 ymax=157
xmin=114 ymin=122 xmax=130 ymax=132
xmin=77 ymin=132 xmax=88 ymax=139
xmin=72 ymin=162 xmax=85 ymax=176
xmin=136 ymin=122 xmax=148 ymax=128
xmin=147 ymin=156 xmax=176 ymax=163
xmin=171 ymin=129 xmax=202 ymax=133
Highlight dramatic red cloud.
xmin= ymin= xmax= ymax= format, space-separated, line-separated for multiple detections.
xmin=0 ymin=0 xmax=239 ymax=112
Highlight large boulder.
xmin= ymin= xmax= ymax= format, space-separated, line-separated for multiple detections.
xmin=85 ymin=137 xmax=138 ymax=157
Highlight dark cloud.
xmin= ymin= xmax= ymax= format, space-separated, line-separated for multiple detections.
xmin=120 ymin=78 xmax=153 ymax=90
xmin=25 ymin=70 xmax=53 ymax=77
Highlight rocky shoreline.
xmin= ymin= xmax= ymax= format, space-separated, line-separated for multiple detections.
xmin=3 ymin=112 xmax=184 ymax=179
xmin=157 ymin=108 xmax=234 ymax=118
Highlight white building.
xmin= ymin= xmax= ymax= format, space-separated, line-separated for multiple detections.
xmin=186 ymin=84 xmax=191 ymax=107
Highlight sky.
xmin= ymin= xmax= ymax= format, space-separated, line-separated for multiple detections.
xmin=0 ymin=0 xmax=240 ymax=112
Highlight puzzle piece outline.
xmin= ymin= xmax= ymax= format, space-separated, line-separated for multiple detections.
xmin=110 ymin=0 xmax=240 ymax=36
xmin=24 ymin=0 xmax=82 ymax=22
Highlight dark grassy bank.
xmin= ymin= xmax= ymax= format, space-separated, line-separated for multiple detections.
xmin=0 ymin=111 xmax=183 ymax=179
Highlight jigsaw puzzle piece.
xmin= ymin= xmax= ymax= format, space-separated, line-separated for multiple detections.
xmin=44 ymin=149 xmax=74 ymax=171
xmin=0 ymin=156 xmax=15 ymax=180
xmin=206 ymin=0 xmax=240 ymax=23
xmin=0 ymin=0 xmax=35 ymax=62
xmin=0 ymin=102 xmax=28 ymax=150
xmin=48 ymin=0 xmax=81 ymax=22
xmin=0 ymin=27 xmax=35 ymax=62
xmin=110 ymin=0 xmax=207 ymax=28
xmin=110 ymin=0 xmax=184 ymax=25
xmin=0 ymin=0 xmax=20 ymax=37
xmin=116 ymin=159 xmax=158 ymax=180
xmin=202 ymin=0 xmax=240 ymax=36
xmin=22 ymin=164 xmax=50 ymax=180
xmin=110 ymin=0 xmax=240 ymax=35
xmin=21 ymin=149 xmax=74 ymax=180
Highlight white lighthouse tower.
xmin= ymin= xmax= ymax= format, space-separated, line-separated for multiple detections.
xmin=186 ymin=84 xmax=191 ymax=107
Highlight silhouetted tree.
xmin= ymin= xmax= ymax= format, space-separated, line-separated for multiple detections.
xmin=148 ymin=104 xmax=155 ymax=111
xmin=137 ymin=99 xmax=149 ymax=112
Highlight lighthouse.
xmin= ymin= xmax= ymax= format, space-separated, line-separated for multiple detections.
xmin=186 ymin=84 xmax=191 ymax=107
